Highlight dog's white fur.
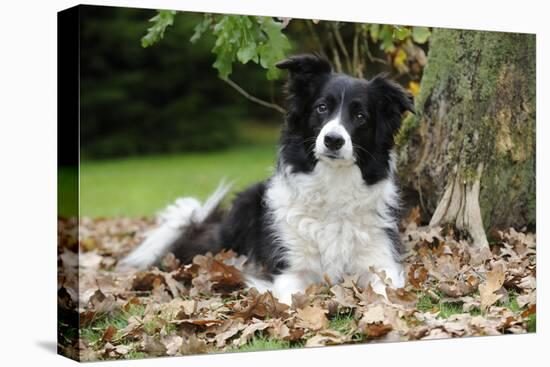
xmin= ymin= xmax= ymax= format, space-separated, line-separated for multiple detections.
xmin=315 ymin=117 xmax=354 ymax=162
xmin=258 ymin=154 xmax=404 ymax=304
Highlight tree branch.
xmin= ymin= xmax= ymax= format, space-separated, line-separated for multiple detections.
xmin=327 ymin=27 xmax=343 ymax=73
xmin=221 ymin=77 xmax=286 ymax=115
xmin=332 ymin=22 xmax=352 ymax=73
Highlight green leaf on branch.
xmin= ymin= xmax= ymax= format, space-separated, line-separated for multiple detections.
xmin=237 ymin=41 xmax=258 ymax=64
xmin=210 ymin=15 xmax=291 ymax=79
xmin=379 ymin=25 xmax=396 ymax=52
xmin=369 ymin=24 xmax=380 ymax=42
xmin=394 ymin=26 xmax=411 ymax=41
xmin=190 ymin=15 xmax=213 ymax=44
xmin=412 ymin=26 xmax=431 ymax=44
xmin=256 ymin=17 xmax=291 ymax=80
xmin=141 ymin=10 xmax=177 ymax=48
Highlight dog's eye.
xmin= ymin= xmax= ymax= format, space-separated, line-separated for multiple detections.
xmin=355 ymin=112 xmax=366 ymax=124
xmin=316 ymin=104 xmax=328 ymax=113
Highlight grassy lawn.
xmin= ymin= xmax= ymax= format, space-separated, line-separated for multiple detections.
xmin=72 ymin=122 xmax=280 ymax=217
xmin=78 ymin=144 xmax=277 ymax=217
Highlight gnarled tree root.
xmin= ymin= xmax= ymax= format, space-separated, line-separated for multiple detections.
xmin=429 ymin=163 xmax=492 ymax=264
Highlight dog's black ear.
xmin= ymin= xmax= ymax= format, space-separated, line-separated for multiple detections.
xmin=276 ymin=54 xmax=332 ymax=75
xmin=276 ymin=54 xmax=332 ymax=114
xmin=368 ymin=74 xmax=414 ymax=142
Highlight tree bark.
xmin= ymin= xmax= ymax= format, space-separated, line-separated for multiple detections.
xmin=396 ymin=29 xmax=536 ymax=251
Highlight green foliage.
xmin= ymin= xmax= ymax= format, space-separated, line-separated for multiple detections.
xmin=412 ymin=26 xmax=431 ymax=44
xmin=141 ymin=10 xmax=177 ymax=48
xmin=365 ymin=24 xmax=431 ymax=53
xmin=191 ymin=15 xmax=291 ymax=80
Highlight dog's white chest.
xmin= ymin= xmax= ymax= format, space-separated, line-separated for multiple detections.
xmin=266 ymin=162 xmax=397 ymax=283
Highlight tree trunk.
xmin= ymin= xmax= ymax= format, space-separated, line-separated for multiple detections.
xmin=396 ymin=29 xmax=536 ymax=253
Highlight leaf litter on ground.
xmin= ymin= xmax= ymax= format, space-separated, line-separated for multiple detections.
xmin=57 ymin=211 xmax=536 ymax=361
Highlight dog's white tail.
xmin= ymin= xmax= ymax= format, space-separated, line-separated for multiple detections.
xmin=117 ymin=181 xmax=231 ymax=270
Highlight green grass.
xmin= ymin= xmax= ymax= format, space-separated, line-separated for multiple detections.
xmin=78 ymin=144 xmax=277 ymax=217
xmin=416 ymin=293 xmax=479 ymax=318
xmin=329 ymin=312 xmax=364 ymax=342
xmin=227 ymin=335 xmax=293 ymax=353
xmin=416 ymin=289 xmax=530 ymax=319
xmin=329 ymin=313 xmax=356 ymax=334
xmin=527 ymin=314 xmax=536 ymax=332
xmin=81 ymin=304 xmax=146 ymax=346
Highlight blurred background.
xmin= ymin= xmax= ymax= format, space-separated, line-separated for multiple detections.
xmin=75 ymin=5 xmax=428 ymax=217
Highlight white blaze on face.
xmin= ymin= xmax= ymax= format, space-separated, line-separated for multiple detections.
xmin=314 ymin=116 xmax=354 ymax=163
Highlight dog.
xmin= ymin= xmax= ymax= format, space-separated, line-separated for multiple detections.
xmin=118 ymin=54 xmax=414 ymax=304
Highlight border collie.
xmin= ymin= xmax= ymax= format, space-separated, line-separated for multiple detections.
xmin=119 ymin=54 xmax=414 ymax=304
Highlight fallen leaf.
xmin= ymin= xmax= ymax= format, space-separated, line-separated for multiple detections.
xmin=386 ymin=287 xmax=418 ymax=308
xmin=141 ymin=334 xmax=166 ymax=356
xmin=330 ymin=284 xmax=356 ymax=308
xmin=296 ymin=306 xmax=329 ymax=331
xmin=233 ymin=291 xmax=289 ymax=320
xmin=162 ymin=335 xmax=183 ymax=356
xmin=479 ymin=265 xmax=505 ymax=310
xmin=101 ymin=325 xmax=117 ymax=342
xmin=360 ymin=305 xmax=385 ymax=324
xmin=214 ymin=320 xmax=246 ymax=347
xmin=180 ymin=335 xmax=208 ymax=355
xmin=305 ymin=329 xmax=346 ymax=347
xmin=236 ymin=321 xmax=271 ymax=346
xmin=408 ymin=263 xmax=428 ymax=289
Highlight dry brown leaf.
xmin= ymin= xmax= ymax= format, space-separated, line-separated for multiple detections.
xmin=132 ymin=271 xmax=165 ymax=292
xmin=236 ymin=321 xmax=271 ymax=346
xmin=408 ymin=263 xmax=428 ymax=288
xmin=360 ymin=305 xmax=385 ymax=324
xmin=305 ymin=329 xmax=346 ymax=347
xmin=296 ymin=305 xmax=329 ymax=331
xmin=233 ymin=291 xmax=289 ymax=320
xmin=354 ymin=283 xmax=385 ymax=306
xmin=180 ymin=335 xmax=208 ymax=355
xmin=358 ymin=305 xmax=393 ymax=338
xmin=437 ymin=277 xmax=478 ymax=298
xmin=421 ymin=328 xmax=451 ymax=340
xmin=119 ymin=316 xmax=142 ymax=339
xmin=267 ymin=319 xmax=291 ymax=340
xmin=214 ymin=320 xmax=246 ymax=347
xmin=88 ymin=289 xmax=117 ymax=314
xmin=162 ymin=335 xmax=183 ymax=356
xmin=101 ymin=325 xmax=117 ymax=342
xmin=291 ymin=292 xmax=310 ymax=309
xmin=479 ymin=265 xmax=506 ymax=310
xmin=517 ymin=291 xmax=536 ymax=308
xmin=161 ymin=252 xmax=181 ymax=272
xmin=141 ymin=334 xmax=167 ymax=356
xmin=330 ymin=284 xmax=356 ymax=308
xmin=386 ymin=287 xmax=418 ymax=308
xmin=362 ymin=322 xmax=393 ymax=338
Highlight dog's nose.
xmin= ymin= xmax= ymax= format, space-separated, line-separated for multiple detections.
xmin=324 ymin=133 xmax=345 ymax=150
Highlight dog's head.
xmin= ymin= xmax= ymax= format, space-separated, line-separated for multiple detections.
xmin=277 ymin=54 xmax=414 ymax=183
